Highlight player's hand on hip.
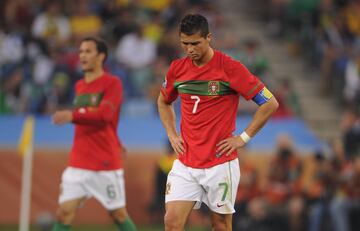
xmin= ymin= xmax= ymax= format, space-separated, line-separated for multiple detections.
xmin=169 ymin=134 xmax=185 ymax=156
xmin=216 ymin=136 xmax=246 ymax=157
xmin=52 ymin=110 xmax=73 ymax=125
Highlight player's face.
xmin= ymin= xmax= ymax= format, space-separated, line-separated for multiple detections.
xmin=180 ymin=31 xmax=211 ymax=62
xmin=79 ymin=41 xmax=103 ymax=72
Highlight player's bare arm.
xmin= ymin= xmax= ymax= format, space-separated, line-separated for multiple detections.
xmin=52 ymin=110 xmax=73 ymax=125
xmin=217 ymin=97 xmax=279 ymax=156
xmin=157 ymin=93 xmax=184 ymax=155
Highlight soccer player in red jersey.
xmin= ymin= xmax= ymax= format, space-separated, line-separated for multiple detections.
xmin=51 ymin=37 xmax=137 ymax=231
xmin=157 ymin=14 xmax=279 ymax=230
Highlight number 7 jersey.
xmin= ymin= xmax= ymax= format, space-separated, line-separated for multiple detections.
xmin=160 ymin=50 xmax=264 ymax=168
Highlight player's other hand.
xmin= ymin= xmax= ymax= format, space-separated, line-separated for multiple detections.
xmin=216 ymin=136 xmax=246 ymax=157
xmin=52 ymin=110 xmax=73 ymax=125
xmin=169 ymin=134 xmax=185 ymax=156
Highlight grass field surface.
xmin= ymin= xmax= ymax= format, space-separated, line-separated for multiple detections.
xmin=0 ymin=224 xmax=207 ymax=231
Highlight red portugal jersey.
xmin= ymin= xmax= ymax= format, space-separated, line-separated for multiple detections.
xmin=69 ymin=72 xmax=123 ymax=170
xmin=160 ymin=50 xmax=264 ymax=168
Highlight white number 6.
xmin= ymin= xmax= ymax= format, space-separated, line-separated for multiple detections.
xmin=191 ymin=95 xmax=200 ymax=114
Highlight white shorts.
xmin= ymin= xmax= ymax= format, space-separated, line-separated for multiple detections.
xmin=165 ymin=159 xmax=240 ymax=214
xmin=59 ymin=167 xmax=126 ymax=210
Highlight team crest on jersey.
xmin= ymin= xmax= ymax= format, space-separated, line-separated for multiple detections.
xmin=208 ymin=81 xmax=220 ymax=95
xmin=91 ymin=95 xmax=98 ymax=105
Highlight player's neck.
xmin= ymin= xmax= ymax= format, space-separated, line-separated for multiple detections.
xmin=84 ymin=68 xmax=104 ymax=83
xmin=193 ymin=48 xmax=214 ymax=67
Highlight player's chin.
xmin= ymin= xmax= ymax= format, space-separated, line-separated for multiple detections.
xmin=81 ymin=66 xmax=91 ymax=72
xmin=189 ymin=55 xmax=199 ymax=61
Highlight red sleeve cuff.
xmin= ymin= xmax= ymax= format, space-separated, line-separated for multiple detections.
xmin=244 ymin=82 xmax=265 ymax=100
xmin=160 ymin=88 xmax=171 ymax=104
xmin=72 ymin=108 xmax=83 ymax=123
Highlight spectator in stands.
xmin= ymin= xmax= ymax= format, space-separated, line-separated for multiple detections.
xmin=318 ymin=14 xmax=353 ymax=96
xmin=307 ymin=150 xmax=337 ymax=231
xmin=233 ymin=151 xmax=262 ymax=230
xmin=342 ymin=0 xmax=360 ymax=45
xmin=97 ymin=0 xmax=120 ymax=24
xmin=115 ymin=24 xmax=157 ymax=97
xmin=348 ymin=155 xmax=360 ymax=230
xmin=31 ymin=1 xmax=71 ymax=49
xmin=28 ymin=39 xmax=56 ymax=114
xmin=238 ymin=39 xmax=269 ymax=81
xmin=157 ymin=32 xmax=181 ymax=63
xmin=267 ymin=0 xmax=291 ymax=37
xmin=273 ymin=78 xmax=302 ymax=118
xmin=0 ymin=22 xmax=25 ymax=77
xmin=146 ymin=57 xmax=169 ymax=112
xmin=242 ymin=197 xmax=272 ymax=231
xmin=307 ymin=138 xmax=359 ymax=231
xmin=0 ymin=66 xmax=24 ymax=114
xmin=264 ymin=134 xmax=304 ymax=231
xmin=111 ymin=7 xmax=136 ymax=42
xmin=143 ymin=14 xmax=164 ymax=44
xmin=0 ymin=0 xmax=223 ymax=119
xmin=3 ymin=0 xmax=33 ymax=34
xmin=70 ymin=0 xmax=102 ymax=41
xmin=138 ymin=0 xmax=173 ymax=12
xmin=44 ymin=71 xmax=72 ymax=114
xmin=343 ymin=49 xmax=360 ymax=107
xmin=343 ymin=107 xmax=360 ymax=159
xmin=148 ymin=141 xmax=176 ymax=223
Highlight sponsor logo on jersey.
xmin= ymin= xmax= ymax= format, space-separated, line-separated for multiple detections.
xmin=208 ymin=81 xmax=220 ymax=95
xmin=91 ymin=95 xmax=98 ymax=105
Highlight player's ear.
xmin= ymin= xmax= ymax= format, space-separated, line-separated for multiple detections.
xmin=206 ymin=33 xmax=212 ymax=42
xmin=98 ymin=53 xmax=106 ymax=64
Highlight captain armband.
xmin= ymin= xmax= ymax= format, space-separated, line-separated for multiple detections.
xmin=252 ymin=87 xmax=273 ymax=106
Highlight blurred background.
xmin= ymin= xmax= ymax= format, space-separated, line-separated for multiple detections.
xmin=0 ymin=0 xmax=360 ymax=230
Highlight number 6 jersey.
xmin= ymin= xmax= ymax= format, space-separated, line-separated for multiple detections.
xmin=160 ymin=50 xmax=264 ymax=168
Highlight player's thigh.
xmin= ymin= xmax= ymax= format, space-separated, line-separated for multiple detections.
xmin=86 ymin=169 xmax=126 ymax=210
xmin=165 ymin=160 xmax=204 ymax=204
xmin=165 ymin=201 xmax=196 ymax=227
xmin=57 ymin=197 xmax=86 ymax=216
xmin=110 ymin=207 xmax=129 ymax=223
xmin=210 ymin=211 xmax=233 ymax=231
xmin=59 ymin=167 xmax=90 ymax=204
xmin=204 ymin=159 xmax=240 ymax=214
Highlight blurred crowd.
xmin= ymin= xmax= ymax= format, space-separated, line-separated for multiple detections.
xmin=256 ymin=0 xmax=360 ymax=111
xmin=0 ymin=0 xmax=303 ymax=118
xmin=0 ymin=0 xmax=226 ymax=115
xmin=226 ymin=1 xmax=360 ymax=230
xmin=1 ymin=0 xmax=360 ymax=230
xmin=148 ymin=129 xmax=360 ymax=231
xmin=232 ymin=132 xmax=360 ymax=231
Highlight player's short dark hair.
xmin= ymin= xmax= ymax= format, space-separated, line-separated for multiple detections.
xmin=179 ymin=14 xmax=209 ymax=38
xmin=80 ymin=36 xmax=108 ymax=64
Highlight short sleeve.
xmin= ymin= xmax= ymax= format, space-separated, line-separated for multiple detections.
xmin=160 ymin=61 xmax=178 ymax=103
xmin=225 ymin=58 xmax=264 ymax=100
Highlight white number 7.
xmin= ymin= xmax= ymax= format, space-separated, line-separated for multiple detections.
xmin=191 ymin=95 xmax=200 ymax=114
